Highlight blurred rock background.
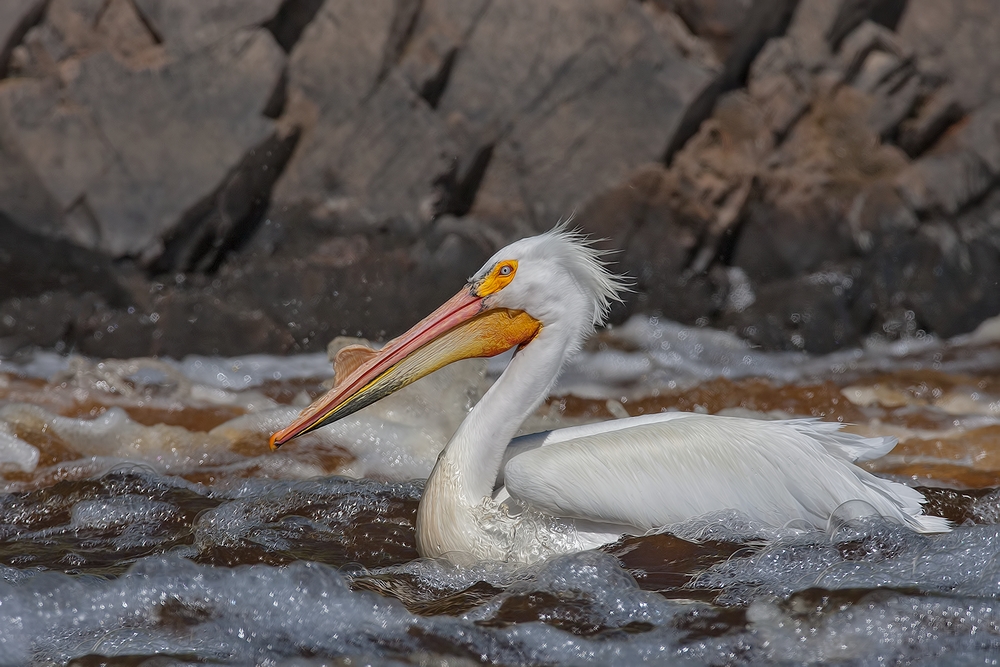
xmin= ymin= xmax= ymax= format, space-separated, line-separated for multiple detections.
xmin=1 ymin=0 xmax=998 ymax=357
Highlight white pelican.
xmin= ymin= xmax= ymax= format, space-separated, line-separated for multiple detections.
xmin=270 ymin=227 xmax=949 ymax=563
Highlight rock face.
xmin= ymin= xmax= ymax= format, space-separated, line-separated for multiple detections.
xmin=0 ymin=0 xmax=288 ymax=262
xmin=1 ymin=0 xmax=1000 ymax=357
xmin=579 ymin=0 xmax=1000 ymax=352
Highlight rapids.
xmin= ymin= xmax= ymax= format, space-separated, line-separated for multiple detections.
xmin=2 ymin=316 xmax=1000 ymax=665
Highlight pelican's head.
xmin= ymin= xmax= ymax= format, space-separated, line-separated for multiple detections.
xmin=269 ymin=226 xmax=627 ymax=449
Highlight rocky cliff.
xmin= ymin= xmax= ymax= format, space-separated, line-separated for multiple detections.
xmin=1 ymin=0 xmax=998 ymax=357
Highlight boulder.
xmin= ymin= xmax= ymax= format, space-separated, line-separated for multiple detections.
xmin=0 ymin=0 xmax=45 ymax=77
xmin=396 ymin=0 xmax=489 ymax=105
xmin=718 ymin=269 xmax=865 ymax=353
xmin=660 ymin=0 xmax=800 ymax=90
xmin=133 ymin=0 xmax=284 ymax=56
xmin=0 ymin=26 xmax=287 ymax=262
xmin=896 ymin=0 xmax=1000 ymax=112
xmin=270 ymin=0 xmax=449 ymax=229
xmin=455 ymin=0 xmax=721 ymax=226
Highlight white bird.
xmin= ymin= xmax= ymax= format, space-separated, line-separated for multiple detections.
xmin=271 ymin=227 xmax=950 ymax=563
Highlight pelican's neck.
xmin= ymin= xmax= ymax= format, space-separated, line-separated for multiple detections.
xmin=440 ymin=323 xmax=573 ymax=503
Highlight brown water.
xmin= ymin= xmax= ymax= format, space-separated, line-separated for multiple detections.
xmin=2 ymin=320 xmax=1000 ymax=665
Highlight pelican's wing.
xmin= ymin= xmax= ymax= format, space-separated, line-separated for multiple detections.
xmin=497 ymin=412 xmax=895 ymax=488
xmin=502 ymin=414 xmax=950 ymax=533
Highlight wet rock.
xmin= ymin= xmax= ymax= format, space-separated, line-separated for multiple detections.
xmin=719 ymin=269 xmax=865 ymax=353
xmin=459 ymin=0 xmax=721 ymax=226
xmin=0 ymin=0 xmax=45 ymax=78
xmin=270 ymin=0 xmax=448 ymax=229
xmin=396 ymin=0 xmax=489 ymax=106
xmin=865 ymin=215 xmax=1000 ymax=339
xmin=150 ymin=291 xmax=296 ymax=358
xmin=214 ymin=226 xmax=490 ymax=352
xmin=133 ymin=0 xmax=284 ymax=56
xmin=896 ymin=0 xmax=1000 ymax=112
xmin=0 ymin=212 xmax=133 ymax=306
xmin=660 ymin=0 xmax=799 ymax=90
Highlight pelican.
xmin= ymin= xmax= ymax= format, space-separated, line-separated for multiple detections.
xmin=270 ymin=227 xmax=949 ymax=563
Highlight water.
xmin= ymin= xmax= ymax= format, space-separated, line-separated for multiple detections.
xmin=2 ymin=316 xmax=1000 ymax=665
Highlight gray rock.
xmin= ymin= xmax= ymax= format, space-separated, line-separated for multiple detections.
xmin=67 ymin=29 xmax=285 ymax=258
xmin=460 ymin=1 xmax=720 ymax=225
xmin=661 ymin=0 xmax=799 ymax=91
xmin=0 ymin=80 xmax=68 ymax=240
xmin=718 ymin=269 xmax=865 ymax=353
xmin=273 ymin=71 xmax=455 ymax=233
xmin=396 ymin=0 xmax=489 ymax=105
xmin=271 ymin=0 xmax=442 ymax=225
xmin=0 ymin=0 xmax=44 ymax=77
xmin=133 ymin=0 xmax=284 ymax=55
xmin=897 ymin=0 xmax=1000 ymax=112
xmin=286 ymin=0 xmax=400 ymax=124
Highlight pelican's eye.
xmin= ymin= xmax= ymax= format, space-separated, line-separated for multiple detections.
xmin=475 ymin=260 xmax=518 ymax=296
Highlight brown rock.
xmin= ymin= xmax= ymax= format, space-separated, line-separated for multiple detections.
xmin=461 ymin=0 xmax=720 ymax=225
xmin=897 ymin=0 xmax=1000 ymax=112
xmin=271 ymin=0 xmax=449 ymax=228
xmin=0 ymin=0 xmax=45 ymax=77
xmin=718 ymin=269 xmax=865 ymax=353
xmin=397 ymin=0 xmax=489 ymax=105
xmin=67 ymin=29 xmax=285 ymax=258
xmin=133 ymin=0 xmax=284 ymax=56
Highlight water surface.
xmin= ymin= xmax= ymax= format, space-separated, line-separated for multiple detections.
xmin=2 ymin=317 xmax=1000 ymax=665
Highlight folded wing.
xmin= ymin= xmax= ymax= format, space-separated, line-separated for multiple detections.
xmin=502 ymin=414 xmax=950 ymax=533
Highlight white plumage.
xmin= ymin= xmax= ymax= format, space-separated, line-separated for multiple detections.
xmin=274 ymin=226 xmax=950 ymax=564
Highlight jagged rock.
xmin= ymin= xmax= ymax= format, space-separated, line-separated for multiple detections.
xmin=68 ymin=29 xmax=283 ymax=258
xmin=895 ymin=102 xmax=1000 ymax=216
xmin=660 ymin=0 xmax=799 ymax=90
xmin=396 ymin=0 xmax=489 ymax=106
xmin=263 ymin=0 xmax=325 ymax=52
xmin=457 ymin=0 xmax=721 ymax=226
xmin=0 ymin=25 xmax=284 ymax=260
xmin=718 ymin=269 xmax=865 ymax=353
xmin=576 ymin=165 xmax=722 ymax=324
xmin=13 ymin=0 xmax=166 ymax=74
xmin=897 ymin=0 xmax=1000 ymax=112
xmin=133 ymin=0 xmax=284 ymax=56
xmin=733 ymin=86 xmax=908 ymax=281
xmin=270 ymin=0 xmax=449 ymax=228
xmin=0 ymin=0 xmax=44 ymax=77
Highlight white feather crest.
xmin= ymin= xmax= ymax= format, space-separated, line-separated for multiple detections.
xmin=535 ymin=222 xmax=632 ymax=326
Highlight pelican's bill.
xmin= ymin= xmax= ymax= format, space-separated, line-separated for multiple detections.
xmin=270 ymin=289 xmax=540 ymax=449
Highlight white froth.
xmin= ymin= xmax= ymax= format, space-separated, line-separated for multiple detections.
xmin=0 ymin=422 xmax=38 ymax=472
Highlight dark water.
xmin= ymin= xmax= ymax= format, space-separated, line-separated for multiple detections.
xmin=3 ymin=317 xmax=1000 ymax=665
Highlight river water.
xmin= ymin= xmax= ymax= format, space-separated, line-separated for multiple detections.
xmin=2 ymin=316 xmax=1000 ymax=665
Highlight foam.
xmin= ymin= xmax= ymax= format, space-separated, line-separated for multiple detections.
xmin=0 ymin=422 xmax=38 ymax=472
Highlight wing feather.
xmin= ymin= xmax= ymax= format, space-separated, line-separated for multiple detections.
xmin=502 ymin=414 xmax=948 ymax=533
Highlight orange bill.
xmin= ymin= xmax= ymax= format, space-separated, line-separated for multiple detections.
xmin=269 ymin=288 xmax=541 ymax=449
